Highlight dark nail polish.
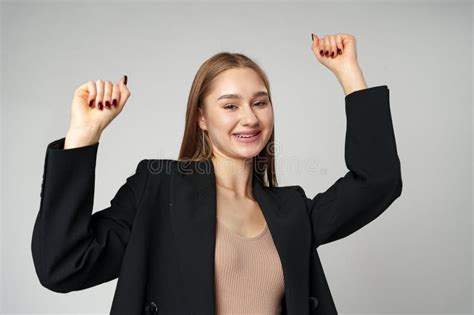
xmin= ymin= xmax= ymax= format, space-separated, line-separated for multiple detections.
xmin=99 ymin=102 xmax=103 ymax=110
xmin=89 ymin=100 xmax=94 ymax=107
xmin=105 ymin=101 xmax=110 ymax=108
xmin=124 ymin=75 xmax=128 ymax=85
xmin=311 ymin=34 xmax=314 ymax=41
xmin=331 ymin=52 xmax=334 ymax=57
xmin=325 ymin=51 xmax=329 ymax=56
xmin=320 ymin=50 xmax=324 ymax=56
xmin=113 ymin=99 xmax=117 ymax=107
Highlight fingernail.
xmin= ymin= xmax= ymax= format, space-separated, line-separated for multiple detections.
xmin=89 ymin=100 xmax=94 ymax=107
xmin=311 ymin=33 xmax=314 ymax=41
xmin=337 ymin=48 xmax=342 ymax=55
xmin=320 ymin=50 xmax=324 ymax=56
xmin=325 ymin=51 xmax=329 ymax=56
xmin=99 ymin=102 xmax=103 ymax=110
xmin=123 ymin=75 xmax=128 ymax=85
xmin=105 ymin=101 xmax=110 ymax=108
xmin=113 ymin=99 xmax=117 ymax=107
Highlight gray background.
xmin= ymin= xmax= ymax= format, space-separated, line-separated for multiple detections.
xmin=2 ymin=0 xmax=472 ymax=314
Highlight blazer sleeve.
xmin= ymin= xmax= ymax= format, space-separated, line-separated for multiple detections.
xmin=296 ymin=85 xmax=402 ymax=248
xmin=31 ymin=137 xmax=149 ymax=293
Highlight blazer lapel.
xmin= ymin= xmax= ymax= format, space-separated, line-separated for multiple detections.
xmin=169 ymin=159 xmax=217 ymax=313
xmin=169 ymin=159 xmax=310 ymax=314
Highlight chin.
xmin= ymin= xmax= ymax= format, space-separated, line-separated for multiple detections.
xmin=233 ymin=147 xmax=264 ymax=160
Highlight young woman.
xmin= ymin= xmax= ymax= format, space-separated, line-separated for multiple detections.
xmin=31 ymin=33 xmax=402 ymax=315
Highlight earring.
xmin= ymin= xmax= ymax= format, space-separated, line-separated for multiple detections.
xmin=201 ymin=129 xmax=205 ymax=153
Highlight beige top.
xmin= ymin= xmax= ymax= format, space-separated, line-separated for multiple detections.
xmin=214 ymin=218 xmax=285 ymax=315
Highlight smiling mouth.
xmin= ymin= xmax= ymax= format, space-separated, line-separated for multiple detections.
xmin=232 ymin=130 xmax=262 ymax=143
xmin=233 ymin=130 xmax=261 ymax=138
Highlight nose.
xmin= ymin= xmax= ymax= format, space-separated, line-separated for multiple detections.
xmin=239 ymin=104 xmax=259 ymax=126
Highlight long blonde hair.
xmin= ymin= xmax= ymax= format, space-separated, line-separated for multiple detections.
xmin=177 ymin=52 xmax=278 ymax=188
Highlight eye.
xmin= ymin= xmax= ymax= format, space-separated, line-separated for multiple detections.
xmin=223 ymin=102 xmax=268 ymax=110
xmin=224 ymin=104 xmax=238 ymax=110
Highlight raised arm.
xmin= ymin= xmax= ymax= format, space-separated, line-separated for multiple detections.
xmin=31 ymin=137 xmax=148 ymax=293
xmin=296 ymin=85 xmax=402 ymax=247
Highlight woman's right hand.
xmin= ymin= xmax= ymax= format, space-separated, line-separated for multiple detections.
xmin=64 ymin=76 xmax=131 ymax=149
xmin=70 ymin=75 xmax=130 ymax=132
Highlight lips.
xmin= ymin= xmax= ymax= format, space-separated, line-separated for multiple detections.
xmin=233 ymin=130 xmax=261 ymax=142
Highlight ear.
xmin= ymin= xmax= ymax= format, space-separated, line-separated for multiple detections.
xmin=197 ymin=107 xmax=207 ymax=131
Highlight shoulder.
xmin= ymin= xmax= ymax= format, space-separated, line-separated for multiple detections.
xmin=266 ymin=184 xmax=300 ymax=193
xmin=262 ymin=184 xmax=305 ymax=203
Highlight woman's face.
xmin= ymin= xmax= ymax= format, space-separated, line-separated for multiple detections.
xmin=199 ymin=67 xmax=274 ymax=162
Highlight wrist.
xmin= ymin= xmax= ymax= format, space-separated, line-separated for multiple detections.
xmin=334 ymin=64 xmax=368 ymax=96
xmin=65 ymin=125 xmax=102 ymax=149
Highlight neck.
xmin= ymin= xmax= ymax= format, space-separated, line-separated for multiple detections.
xmin=211 ymin=155 xmax=254 ymax=200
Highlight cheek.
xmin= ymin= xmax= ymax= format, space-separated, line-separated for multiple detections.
xmin=260 ymin=110 xmax=274 ymax=126
xmin=261 ymin=112 xmax=274 ymax=139
xmin=208 ymin=118 xmax=236 ymax=141
xmin=215 ymin=115 xmax=238 ymax=132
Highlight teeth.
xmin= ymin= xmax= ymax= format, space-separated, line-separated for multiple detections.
xmin=236 ymin=133 xmax=257 ymax=138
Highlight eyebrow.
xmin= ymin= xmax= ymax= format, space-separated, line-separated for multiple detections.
xmin=216 ymin=91 xmax=269 ymax=101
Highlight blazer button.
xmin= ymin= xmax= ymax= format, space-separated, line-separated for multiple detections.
xmin=144 ymin=301 xmax=158 ymax=314
xmin=308 ymin=296 xmax=319 ymax=310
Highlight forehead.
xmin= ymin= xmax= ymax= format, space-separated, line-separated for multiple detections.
xmin=209 ymin=68 xmax=267 ymax=97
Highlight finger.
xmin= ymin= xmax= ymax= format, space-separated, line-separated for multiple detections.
xmin=340 ymin=33 xmax=354 ymax=49
xmin=74 ymin=80 xmax=96 ymax=108
xmin=96 ymin=80 xmax=104 ymax=110
xmin=312 ymin=34 xmax=323 ymax=58
xmin=329 ymin=35 xmax=337 ymax=58
xmin=320 ymin=35 xmax=326 ymax=56
xmin=74 ymin=81 xmax=93 ymax=107
xmin=311 ymin=33 xmax=317 ymax=48
xmin=323 ymin=36 xmax=330 ymax=57
xmin=103 ymin=81 xmax=113 ymax=109
xmin=336 ymin=34 xmax=343 ymax=55
xmin=117 ymin=75 xmax=130 ymax=109
xmin=87 ymin=81 xmax=97 ymax=107
xmin=111 ymin=83 xmax=120 ymax=108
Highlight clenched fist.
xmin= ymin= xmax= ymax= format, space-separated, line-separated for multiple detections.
xmin=65 ymin=75 xmax=131 ymax=149
xmin=310 ymin=33 xmax=360 ymax=76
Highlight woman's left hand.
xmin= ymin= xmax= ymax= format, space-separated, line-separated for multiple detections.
xmin=311 ymin=33 xmax=360 ymax=76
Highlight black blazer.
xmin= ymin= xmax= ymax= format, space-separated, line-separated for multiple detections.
xmin=31 ymin=85 xmax=402 ymax=315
